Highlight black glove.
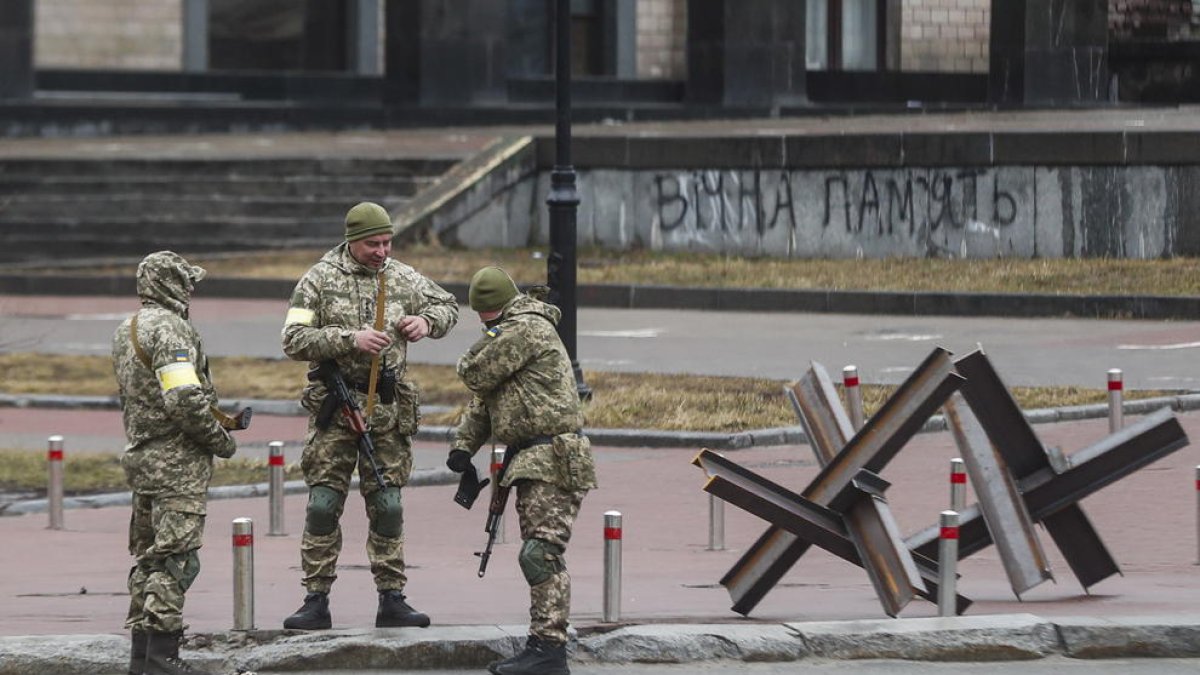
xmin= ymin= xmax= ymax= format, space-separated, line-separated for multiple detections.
xmin=446 ymin=449 xmax=473 ymax=473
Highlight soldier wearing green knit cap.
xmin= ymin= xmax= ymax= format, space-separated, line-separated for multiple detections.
xmin=281 ymin=202 xmax=459 ymax=631
xmin=448 ymin=266 xmax=597 ymax=675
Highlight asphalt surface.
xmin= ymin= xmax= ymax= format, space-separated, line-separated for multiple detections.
xmin=6 ymin=294 xmax=1200 ymax=389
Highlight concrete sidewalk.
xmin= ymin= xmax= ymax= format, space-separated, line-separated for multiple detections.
xmin=1 ymin=408 xmax=1198 ymax=672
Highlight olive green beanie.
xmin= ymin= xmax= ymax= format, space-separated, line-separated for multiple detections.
xmin=344 ymin=202 xmax=394 ymax=242
xmin=468 ymin=266 xmax=520 ymax=312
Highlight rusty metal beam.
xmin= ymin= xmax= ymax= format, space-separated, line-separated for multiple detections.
xmin=943 ymin=391 xmax=1053 ymax=597
xmin=804 ymin=348 xmax=964 ymax=504
xmin=697 ymin=449 xmax=970 ymax=615
xmin=912 ymin=406 xmax=1187 ymax=590
xmin=713 ymin=348 xmax=962 ymax=617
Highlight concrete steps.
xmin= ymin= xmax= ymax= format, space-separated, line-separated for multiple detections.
xmin=0 ymin=157 xmax=457 ymax=263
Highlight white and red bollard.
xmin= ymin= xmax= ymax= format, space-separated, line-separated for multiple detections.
xmin=708 ymin=494 xmax=725 ymax=551
xmin=268 ymin=441 xmax=286 ymax=536
xmin=232 ymin=518 xmax=255 ymax=630
xmin=950 ymin=458 xmax=966 ymax=512
xmin=47 ymin=435 xmax=64 ymax=530
xmin=1107 ymin=368 xmax=1123 ymax=433
xmin=938 ymin=510 xmax=959 ymax=617
xmin=843 ymin=365 xmax=865 ymax=431
xmin=603 ymin=510 xmax=623 ymax=622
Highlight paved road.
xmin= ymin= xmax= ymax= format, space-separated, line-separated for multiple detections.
xmin=4 ymin=294 xmax=1200 ymax=390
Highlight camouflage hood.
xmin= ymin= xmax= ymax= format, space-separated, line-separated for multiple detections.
xmin=136 ymin=251 xmax=206 ymax=316
xmin=500 ymin=293 xmax=561 ymax=326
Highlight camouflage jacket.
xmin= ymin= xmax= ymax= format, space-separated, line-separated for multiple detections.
xmin=282 ymin=244 xmax=459 ymax=432
xmin=453 ymin=294 xmax=595 ymax=490
xmin=112 ymin=252 xmax=235 ymax=507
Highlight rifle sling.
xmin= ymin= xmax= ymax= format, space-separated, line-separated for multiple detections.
xmin=364 ymin=272 xmax=387 ymax=421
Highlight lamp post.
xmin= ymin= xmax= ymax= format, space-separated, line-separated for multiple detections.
xmin=547 ymin=0 xmax=591 ymax=400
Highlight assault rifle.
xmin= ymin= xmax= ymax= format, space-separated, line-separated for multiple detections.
xmin=474 ymin=445 xmax=515 ymax=578
xmin=309 ymin=360 xmax=387 ymax=489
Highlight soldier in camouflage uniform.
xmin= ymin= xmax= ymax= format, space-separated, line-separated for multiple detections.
xmin=446 ymin=266 xmax=597 ymax=675
xmin=112 ymin=251 xmax=238 ymax=675
xmin=281 ymin=202 xmax=459 ymax=630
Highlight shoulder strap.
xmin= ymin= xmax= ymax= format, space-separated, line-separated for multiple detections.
xmin=130 ymin=313 xmax=152 ymax=369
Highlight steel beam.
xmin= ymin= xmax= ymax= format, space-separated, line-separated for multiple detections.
xmin=943 ymin=391 xmax=1053 ymax=597
xmin=912 ymin=404 xmax=1187 ymax=591
xmin=710 ymin=348 xmax=964 ymax=616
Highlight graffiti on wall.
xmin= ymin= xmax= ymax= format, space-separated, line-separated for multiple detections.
xmin=651 ymin=168 xmax=1024 ymax=244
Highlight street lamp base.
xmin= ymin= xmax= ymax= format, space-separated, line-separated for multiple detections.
xmin=572 ymin=362 xmax=593 ymax=402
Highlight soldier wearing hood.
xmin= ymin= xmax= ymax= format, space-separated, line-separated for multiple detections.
xmin=281 ymin=202 xmax=459 ymax=630
xmin=446 ymin=266 xmax=597 ymax=675
xmin=112 ymin=251 xmax=237 ymax=675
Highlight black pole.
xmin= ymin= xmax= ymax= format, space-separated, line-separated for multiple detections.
xmin=546 ymin=0 xmax=591 ymax=401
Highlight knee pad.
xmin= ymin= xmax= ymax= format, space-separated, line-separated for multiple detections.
xmin=518 ymin=538 xmax=564 ymax=586
xmin=367 ymin=487 xmax=403 ymax=538
xmin=305 ymin=485 xmax=346 ymax=536
xmin=163 ymin=550 xmax=201 ymax=592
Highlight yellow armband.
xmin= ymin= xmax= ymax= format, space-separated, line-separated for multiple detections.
xmin=285 ymin=307 xmax=316 ymax=326
xmin=156 ymin=361 xmax=201 ymax=392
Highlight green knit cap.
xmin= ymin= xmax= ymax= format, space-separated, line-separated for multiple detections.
xmin=344 ymin=202 xmax=394 ymax=242
xmin=468 ymin=266 xmax=520 ymax=312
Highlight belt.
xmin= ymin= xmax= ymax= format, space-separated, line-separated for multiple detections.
xmin=508 ymin=431 xmax=582 ymax=452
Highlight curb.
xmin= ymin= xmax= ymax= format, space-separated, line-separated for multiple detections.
xmin=5 ymin=392 xmax=1200 ymax=452
xmin=2 ymin=614 xmax=1199 ymax=674
xmin=4 ymin=272 xmax=1200 ymax=320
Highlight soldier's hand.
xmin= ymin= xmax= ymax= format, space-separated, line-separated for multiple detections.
xmin=396 ymin=315 xmax=430 ymax=342
xmin=446 ymin=449 xmax=473 ymax=473
xmin=212 ymin=429 xmax=237 ymax=459
xmin=354 ymin=328 xmax=392 ymax=355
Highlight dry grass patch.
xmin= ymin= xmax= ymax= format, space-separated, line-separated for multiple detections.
xmin=0 ymin=353 xmax=1175 ymax=433
xmin=0 ymin=449 xmax=305 ymax=496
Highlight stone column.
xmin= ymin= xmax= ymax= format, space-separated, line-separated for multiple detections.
xmin=0 ymin=0 xmax=34 ymax=99
xmin=990 ymin=0 xmax=1109 ymax=105
xmin=383 ymin=0 xmax=508 ymax=105
xmin=686 ymin=0 xmax=807 ymax=107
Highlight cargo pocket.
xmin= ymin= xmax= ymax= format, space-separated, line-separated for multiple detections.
xmin=394 ymin=379 xmax=421 ymax=436
xmin=552 ymin=433 xmax=597 ymax=491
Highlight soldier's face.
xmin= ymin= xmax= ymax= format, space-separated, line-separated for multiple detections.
xmin=349 ymin=234 xmax=393 ymax=269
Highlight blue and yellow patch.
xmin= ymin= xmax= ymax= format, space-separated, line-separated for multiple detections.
xmin=173 ymin=350 xmax=190 ymax=362
xmin=485 ymin=326 xmax=503 ymax=338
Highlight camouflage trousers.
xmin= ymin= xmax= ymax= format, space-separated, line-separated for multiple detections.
xmin=299 ymin=420 xmax=414 ymax=594
xmin=515 ymin=479 xmax=586 ymax=644
xmin=125 ymin=492 xmax=206 ymax=634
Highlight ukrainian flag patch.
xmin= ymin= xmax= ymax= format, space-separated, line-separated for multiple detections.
xmin=486 ymin=326 xmax=502 ymax=338
xmin=173 ymin=350 xmax=190 ymax=362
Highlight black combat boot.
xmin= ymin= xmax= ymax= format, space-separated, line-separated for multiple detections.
xmin=127 ymin=630 xmax=146 ymax=675
xmin=375 ymin=590 xmax=431 ymax=628
xmin=283 ymin=591 xmax=332 ymax=630
xmin=143 ymin=632 xmax=213 ymax=675
xmin=487 ymin=636 xmax=569 ymax=675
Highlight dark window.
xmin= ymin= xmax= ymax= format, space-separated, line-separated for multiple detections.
xmin=209 ymin=0 xmax=349 ymax=71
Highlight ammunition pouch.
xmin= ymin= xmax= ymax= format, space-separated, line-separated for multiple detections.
xmin=393 ymin=379 xmax=420 ymax=436
xmin=552 ymin=432 xmax=596 ymax=492
xmin=353 ymin=367 xmax=397 ymax=404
